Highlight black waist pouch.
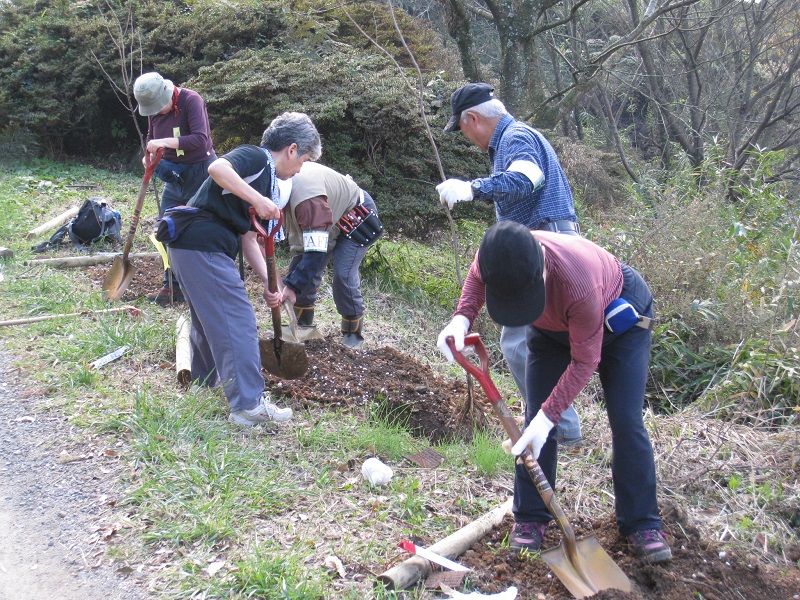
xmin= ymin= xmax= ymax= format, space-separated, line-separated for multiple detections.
xmin=155 ymin=206 xmax=223 ymax=243
xmin=336 ymin=205 xmax=384 ymax=247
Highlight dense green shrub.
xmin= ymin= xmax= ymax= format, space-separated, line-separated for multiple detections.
xmin=0 ymin=0 xmax=487 ymax=232
xmin=584 ymin=146 xmax=800 ymax=419
xmin=189 ymin=45 xmax=491 ymax=233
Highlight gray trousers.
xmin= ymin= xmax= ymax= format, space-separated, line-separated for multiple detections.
xmin=500 ymin=325 xmax=582 ymax=441
xmin=168 ymin=247 xmax=264 ymax=412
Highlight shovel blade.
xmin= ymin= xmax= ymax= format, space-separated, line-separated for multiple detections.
xmin=103 ymin=257 xmax=135 ymax=302
xmin=541 ymin=536 xmax=632 ymax=599
xmin=260 ymin=338 xmax=308 ymax=379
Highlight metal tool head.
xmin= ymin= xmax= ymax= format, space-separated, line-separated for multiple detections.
xmin=541 ymin=536 xmax=633 ymax=598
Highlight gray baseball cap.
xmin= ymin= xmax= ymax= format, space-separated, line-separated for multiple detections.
xmin=133 ymin=72 xmax=174 ymax=116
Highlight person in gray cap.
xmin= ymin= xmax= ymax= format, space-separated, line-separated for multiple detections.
xmin=437 ymin=220 xmax=671 ymax=564
xmin=133 ymin=71 xmax=217 ymax=305
xmin=436 ymin=82 xmax=583 ymax=446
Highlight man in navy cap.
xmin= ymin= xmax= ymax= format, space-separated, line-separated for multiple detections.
xmin=437 ymin=221 xmax=672 ymax=565
xmin=437 ymin=82 xmax=583 ymax=449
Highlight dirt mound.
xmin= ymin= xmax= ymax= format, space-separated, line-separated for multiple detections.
xmin=265 ymin=337 xmax=478 ymax=443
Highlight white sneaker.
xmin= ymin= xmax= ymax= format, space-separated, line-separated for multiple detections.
xmin=228 ymin=392 xmax=293 ymax=426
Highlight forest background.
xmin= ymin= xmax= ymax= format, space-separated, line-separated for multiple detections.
xmin=0 ymin=0 xmax=798 ymax=597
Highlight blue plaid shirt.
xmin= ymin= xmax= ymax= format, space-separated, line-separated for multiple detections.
xmin=473 ymin=114 xmax=577 ymax=228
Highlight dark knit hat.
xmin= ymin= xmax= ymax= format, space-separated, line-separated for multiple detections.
xmin=478 ymin=221 xmax=545 ymax=326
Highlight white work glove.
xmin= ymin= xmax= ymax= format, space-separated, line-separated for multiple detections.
xmin=436 ymin=179 xmax=474 ymax=209
xmin=511 ymin=410 xmax=555 ymax=459
xmin=436 ymin=315 xmax=471 ymax=362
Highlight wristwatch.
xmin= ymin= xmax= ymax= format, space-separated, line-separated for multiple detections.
xmin=470 ymin=179 xmax=482 ymax=196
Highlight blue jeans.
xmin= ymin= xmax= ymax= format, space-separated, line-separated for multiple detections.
xmin=513 ymin=265 xmax=662 ymax=536
xmin=501 ymin=325 xmax=582 ymax=442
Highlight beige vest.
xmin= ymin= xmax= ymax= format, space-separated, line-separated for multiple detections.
xmin=286 ymin=162 xmax=360 ymax=254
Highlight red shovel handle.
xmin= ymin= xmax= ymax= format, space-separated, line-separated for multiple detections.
xmin=249 ymin=206 xmax=283 ymax=258
xmin=249 ymin=207 xmax=285 ymax=340
xmin=447 ymin=333 xmax=503 ymax=406
xmin=144 ymin=147 xmax=163 ymax=181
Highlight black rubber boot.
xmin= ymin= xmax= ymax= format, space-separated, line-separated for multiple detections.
xmin=341 ymin=314 xmax=364 ymax=349
xmin=294 ymin=305 xmax=315 ymax=327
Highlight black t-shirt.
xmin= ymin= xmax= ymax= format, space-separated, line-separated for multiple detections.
xmin=170 ymin=145 xmax=272 ymax=258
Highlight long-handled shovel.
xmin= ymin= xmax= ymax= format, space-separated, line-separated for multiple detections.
xmin=103 ymin=148 xmax=163 ymax=301
xmin=447 ymin=333 xmax=632 ymax=599
xmin=250 ymin=208 xmax=308 ymax=379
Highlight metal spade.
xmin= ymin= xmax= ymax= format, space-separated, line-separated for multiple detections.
xmin=250 ymin=208 xmax=308 ymax=379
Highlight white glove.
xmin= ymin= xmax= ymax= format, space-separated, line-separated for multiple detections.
xmin=511 ymin=410 xmax=555 ymax=459
xmin=436 ymin=179 xmax=474 ymax=209
xmin=436 ymin=315 xmax=470 ymax=362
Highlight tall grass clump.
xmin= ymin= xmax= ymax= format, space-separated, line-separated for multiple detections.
xmin=586 ymin=145 xmax=799 ymax=423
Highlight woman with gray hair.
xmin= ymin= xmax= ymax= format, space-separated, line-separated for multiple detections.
xmin=166 ymin=112 xmax=321 ymax=427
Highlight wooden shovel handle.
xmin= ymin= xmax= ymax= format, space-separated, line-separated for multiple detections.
xmin=121 ymin=148 xmax=163 ymax=260
xmin=448 ymin=334 xmax=580 ymax=546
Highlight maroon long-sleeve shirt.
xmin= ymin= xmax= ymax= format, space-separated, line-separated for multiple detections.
xmin=146 ymin=88 xmax=214 ymax=164
xmin=455 ymin=231 xmax=623 ymax=422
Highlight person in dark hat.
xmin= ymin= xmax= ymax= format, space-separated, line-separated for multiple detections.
xmin=437 ymin=220 xmax=672 ymax=565
xmin=133 ymin=71 xmax=217 ymax=305
xmin=437 ymin=82 xmax=583 ymax=446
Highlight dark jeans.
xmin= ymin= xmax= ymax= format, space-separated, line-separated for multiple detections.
xmin=513 ymin=264 xmax=662 ymax=536
xmin=160 ymin=156 xmax=216 ymax=290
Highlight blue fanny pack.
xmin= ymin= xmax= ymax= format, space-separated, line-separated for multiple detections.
xmin=604 ymin=298 xmax=653 ymax=334
xmin=154 ymin=159 xmax=190 ymax=184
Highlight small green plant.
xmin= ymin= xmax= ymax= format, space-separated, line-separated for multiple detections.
xmin=232 ymin=543 xmax=332 ymax=598
xmin=468 ymin=429 xmax=512 ymax=477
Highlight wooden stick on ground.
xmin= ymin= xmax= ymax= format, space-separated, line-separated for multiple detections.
xmin=25 ymin=251 xmax=160 ymax=269
xmin=0 ymin=305 xmax=141 ymax=327
xmin=376 ymin=497 xmax=512 ymax=590
xmin=25 ymin=207 xmax=80 ymax=240
xmin=176 ymin=313 xmax=191 ymax=385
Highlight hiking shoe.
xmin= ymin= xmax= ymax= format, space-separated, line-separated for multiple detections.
xmin=228 ymin=392 xmax=293 ymax=426
xmin=627 ymin=529 xmax=672 ymax=564
xmin=146 ymin=286 xmax=185 ymax=306
xmin=509 ymin=521 xmax=547 ymax=553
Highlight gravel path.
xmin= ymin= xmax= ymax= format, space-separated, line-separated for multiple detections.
xmin=0 ymin=350 xmax=148 ymax=600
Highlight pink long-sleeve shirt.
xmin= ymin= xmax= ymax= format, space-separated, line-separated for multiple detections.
xmin=455 ymin=231 xmax=624 ymax=423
